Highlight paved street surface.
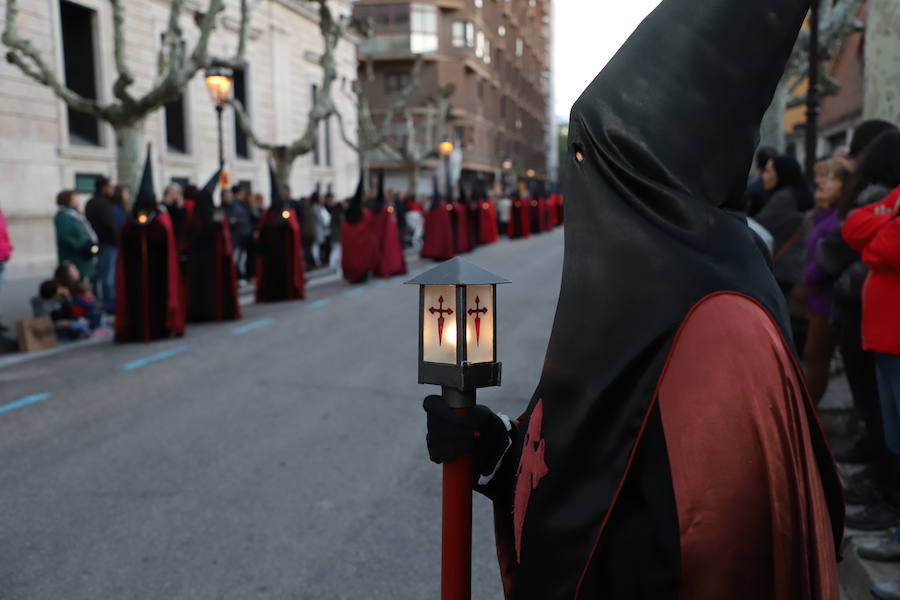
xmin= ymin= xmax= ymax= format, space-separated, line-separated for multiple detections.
xmin=0 ymin=230 xmax=563 ymax=599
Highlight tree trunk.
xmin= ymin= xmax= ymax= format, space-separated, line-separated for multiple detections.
xmin=760 ymin=80 xmax=788 ymax=152
xmin=272 ymin=150 xmax=293 ymax=189
xmin=864 ymin=0 xmax=900 ymax=123
xmin=115 ymin=119 xmax=146 ymax=206
xmin=407 ymin=163 xmax=419 ymax=197
xmin=359 ymin=149 xmax=369 ymax=196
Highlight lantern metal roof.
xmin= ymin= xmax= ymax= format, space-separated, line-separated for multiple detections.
xmin=405 ymin=257 xmax=511 ymax=286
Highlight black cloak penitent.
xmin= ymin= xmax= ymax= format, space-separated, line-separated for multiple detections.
xmin=484 ymin=1 xmax=844 ymax=599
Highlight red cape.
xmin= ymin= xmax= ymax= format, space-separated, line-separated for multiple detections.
xmin=545 ymin=195 xmax=558 ymax=229
xmin=255 ymin=208 xmax=305 ymax=302
xmin=507 ymin=198 xmax=530 ymax=239
xmin=479 ymin=199 xmax=499 ymax=244
xmin=373 ymin=208 xmax=407 ymax=277
xmin=342 ymin=209 xmax=377 ymax=283
xmin=552 ymin=193 xmax=565 ymax=225
xmin=421 ymin=204 xmax=455 ymax=261
xmin=114 ymin=211 xmax=186 ymax=343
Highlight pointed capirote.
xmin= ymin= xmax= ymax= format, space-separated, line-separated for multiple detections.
xmin=133 ymin=144 xmax=158 ymax=218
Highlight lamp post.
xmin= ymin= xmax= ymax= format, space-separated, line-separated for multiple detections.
xmin=205 ymin=67 xmax=234 ymax=172
xmin=501 ymin=158 xmax=512 ymax=196
xmin=805 ymin=0 xmax=821 ymax=180
xmin=407 ymin=257 xmax=510 ymax=600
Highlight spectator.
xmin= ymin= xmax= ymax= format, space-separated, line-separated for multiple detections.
xmin=802 ymin=156 xmax=851 ymax=405
xmin=831 ymin=130 xmax=900 ymax=533
xmin=54 ymin=261 xmax=103 ymax=331
xmin=327 ymin=194 xmax=343 ymax=273
xmin=84 ymin=176 xmax=118 ymax=313
xmin=312 ymin=192 xmax=331 ymax=267
xmin=842 ymin=134 xmax=900 ymax=571
xmin=31 ymin=279 xmax=91 ymax=342
xmin=54 ymin=190 xmax=98 ymax=283
xmin=111 ymin=185 xmax=129 ymax=231
xmin=746 ymin=145 xmax=778 ymax=217
xmin=756 ymin=155 xmax=815 ymax=349
xmin=246 ymin=192 xmax=264 ymax=281
xmin=299 ymin=190 xmax=318 ymax=269
xmin=162 ymin=183 xmax=188 ymax=245
xmin=0 ymin=202 xmax=12 ymax=334
xmin=225 ymin=184 xmax=252 ymax=278
xmin=849 ymin=120 xmax=898 ymax=168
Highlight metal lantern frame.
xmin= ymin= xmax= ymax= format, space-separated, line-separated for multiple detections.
xmin=406 ymin=257 xmax=510 ymax=391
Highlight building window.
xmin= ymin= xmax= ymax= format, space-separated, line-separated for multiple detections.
xmin=74 ymin=173 xmax=104 ymax=194
xmin=500 ymin=96 xmax=507 ymax=119
xmin=452 ymin=20 xmax=475 ymax=48
xmin=484 ymin=39 xmax=491 ymax=64
xmin=498 ymin=24 xmax=506 ymax=37
xmin=164 ymin=94 xmax=188 ymax=154
xmin=516 ymin=37 xmax=524 ymax=57
xmin=477 ymin=80 xmax=485 ymax=101
xmin=233 ymin=67 xmax=250 ymax=159
xmin=312 ymin=84 xmax=320 ymax=166
xmin=385 ymin=72 xmax=411 ymax=95
xmin=475 ymin=31 xmax=485 ymax=59
xmin=454 ymin=126 xmax=466 ymax=150
xmin=60 ymin=1 xmax=100 ymax=146
xmin=411 ymin=4 xmax=438 ymax=53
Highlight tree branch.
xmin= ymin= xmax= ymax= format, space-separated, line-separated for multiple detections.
xmin=110 ymin=0 xmax=135 ymax=102
xmin=2 ymin=0 xmax=105 ymax=117
xmin=229 ymin=97 xmax=278 ymax=151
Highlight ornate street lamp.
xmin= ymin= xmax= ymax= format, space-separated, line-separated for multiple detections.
xmin=406 ymin=257 xmax=510 ymax=600
xmin=805 ymin=0 xmax=821 ymax=180
xmin=526 ymin=168 xmax=535 ymax=178
xmin=205 ymin=67 xmax=233 ymax=171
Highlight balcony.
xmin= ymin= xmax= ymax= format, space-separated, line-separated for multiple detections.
xmin=359 ymin=33 xmax=439 ymax=55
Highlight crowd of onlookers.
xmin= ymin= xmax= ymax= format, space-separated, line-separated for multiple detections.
xmin=740 ymin=120 xmax=900 ymax=589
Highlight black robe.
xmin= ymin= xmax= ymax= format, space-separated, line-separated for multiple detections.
xmin=485 ymin=0 xmax=844 ymax=598
xmin=184 ymin=213 xmax=241 ymax=322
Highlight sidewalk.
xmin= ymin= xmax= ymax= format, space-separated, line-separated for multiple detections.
xmin=0 ymin=275 xmax=42 ymax=342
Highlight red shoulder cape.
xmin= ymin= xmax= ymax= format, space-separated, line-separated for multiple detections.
xmin=373 ymin=209 xmax=407 ymax=277
xmin=421 ymin=205 xmax=455 ymax=261
xmin=342 ymin=209 xmax=377 ymax=283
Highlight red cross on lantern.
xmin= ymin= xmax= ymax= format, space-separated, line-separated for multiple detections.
xmin=429 ymin=296 xmax=454 ymax=346
xmin=467 ymin=296 xmax=488 ymax=346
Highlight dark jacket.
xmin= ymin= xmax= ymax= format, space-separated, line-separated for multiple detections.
xmin=755 ymin=188 xmax=807 ymax=285
xmin=85 ymin=194 xmax=119 ymax=246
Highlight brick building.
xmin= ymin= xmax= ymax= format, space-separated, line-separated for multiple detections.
xmin=352 ymin=0 xmax=553 ymax=195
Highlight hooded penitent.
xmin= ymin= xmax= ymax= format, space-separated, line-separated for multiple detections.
xmin=341 ymin=172 xmax=377 ymax=283
xmin=506 ymin=187 xmax=529 ymax=239
xmin=184 ymin=169 xmax=241 ymax=322
xmin=115 ymin=145 xmax=185 ymax=342
xmin=255 ymin=164 xmax=305 ymax=302
xmin=488 ymin=0 xmax=843 ymax=598
xmin=420 ymin=175 xmax=454 ymax=261
xmin=371 ymin=171 xmax=407 ymax=278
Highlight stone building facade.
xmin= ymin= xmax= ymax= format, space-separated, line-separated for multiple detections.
xmin=0 ymin=0 xmax=359 ymax=278
xmin=352 ymin=0 xmax=553 ymax=195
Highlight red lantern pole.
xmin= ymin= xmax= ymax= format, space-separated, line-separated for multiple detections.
xmin=441 ymin=387 xmax=476 ymax=600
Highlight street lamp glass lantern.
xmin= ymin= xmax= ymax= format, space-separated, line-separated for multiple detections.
xmin=407 ymin=257 xmax=510 ymax=390
xmin=439 ymin=140 xmax=455 ymax=157
xmin=526 ymin=168 xmax=536 ymax=178
xmin=205 ymin=67 xmax=233 ymax=105
xmin=502 ymin=159 xmax=513 ymax=171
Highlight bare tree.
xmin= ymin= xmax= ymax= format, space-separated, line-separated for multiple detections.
xmin=334 ymin=55 xmax=424 ymax=187
xmin=229 ymin=0 xmax=363 ymax=187
xmin=759 ymin=0 xmax=864 ymax=150
xmin=864 ymin=0 xmax=900 ymax=124
xmin=2 ymin=0 xmax=252 ymax=193
xmin=390 ymin=84 xmax=455 ymax=196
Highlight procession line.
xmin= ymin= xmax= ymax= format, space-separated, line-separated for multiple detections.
xmin=307 ymin=299 xmax=331 ymax=310
xmin=0 ymin=393 xmax=52 ymax=415
xmin=231 ymin=318 xmax=275 ymax=335
xmin=120 ymin=346 xmax=190 ymax=371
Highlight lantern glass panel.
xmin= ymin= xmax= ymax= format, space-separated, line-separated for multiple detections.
xmin=465 ymin=284 xmax=494 ymax=364
xmin=422 ymin=284 xmax=458 ymax=364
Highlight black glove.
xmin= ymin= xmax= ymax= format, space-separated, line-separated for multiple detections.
xmin=423 ymin=395 xmax=510 ymax=478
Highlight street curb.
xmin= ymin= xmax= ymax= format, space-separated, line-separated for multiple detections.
xmin=0 ymin=247 xmax=424 ymax=370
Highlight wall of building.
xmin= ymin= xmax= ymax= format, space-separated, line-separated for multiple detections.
xmin=0 ymin=0 xmax=359 ymax=278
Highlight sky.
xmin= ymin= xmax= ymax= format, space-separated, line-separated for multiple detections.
xmin=553 ymin=0 xmax=662 ymax=120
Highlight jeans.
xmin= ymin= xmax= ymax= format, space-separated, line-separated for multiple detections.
xmin=96 ymin=244 xmax=117 ymax=312
xmin=874 ymin=353 xmax=900 ymax=457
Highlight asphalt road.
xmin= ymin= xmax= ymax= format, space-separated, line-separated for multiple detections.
xmin=0 ymin=229 xmax=563 ymax=600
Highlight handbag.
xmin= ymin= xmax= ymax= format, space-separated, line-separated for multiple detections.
xmin=16 ymin=316 xmax=57 ymax=353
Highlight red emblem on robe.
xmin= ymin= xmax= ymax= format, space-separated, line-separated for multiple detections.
xmin=514 ymin=398 xmax=549 ymax=562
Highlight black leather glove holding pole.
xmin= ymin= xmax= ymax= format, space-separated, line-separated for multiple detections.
xmin=424 ymin=395 xmax=511 ymax=482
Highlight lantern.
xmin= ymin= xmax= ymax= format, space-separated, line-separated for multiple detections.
xmin=204 ymin=67 xmax=233 ymax=105
xmin=406 ymin=257 xmax=509 ymax=392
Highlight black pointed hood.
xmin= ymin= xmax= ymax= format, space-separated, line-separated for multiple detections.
xmin=268 ymin=164 xmax=285 ymax=212
xmin=133 ymin=145 xmax=157 ymax=218
xmin=345 ymin=170 xmax=364 ymax=223
xmin=509 ymin=0 xmax=843 ymax=596
xmin=194 ymin=168 xmax=221 ymax=224
xmin=429 ymin=175 xmax=441 ymax=211
xmin=372 ymin=170 xmax=386 ymax=212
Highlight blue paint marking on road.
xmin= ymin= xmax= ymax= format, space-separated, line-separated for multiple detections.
xmin=231 ymin=318 xmax=275 ymax=335
xmin=373 ymin=280 xmax=387 ymax=288
xmin=120 ymin=346 xmax=190 ymax=371
xmin=0 ymin=393 xmax=52 ymax=415
xmin=307 ymin=299 xmax=331 ymax=310
xmin=343 ymin=288 xmax=366 ymax=298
